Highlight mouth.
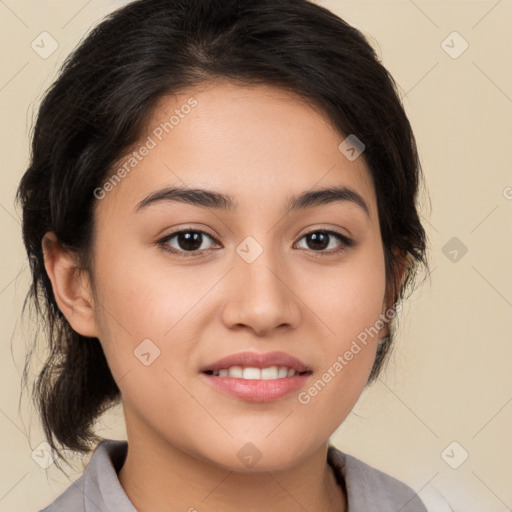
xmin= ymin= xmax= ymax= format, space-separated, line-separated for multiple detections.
xmin=200 ymin=351 xmax=313 ymax=402
xmin=203 ymin=366 xmax=311 ymax=380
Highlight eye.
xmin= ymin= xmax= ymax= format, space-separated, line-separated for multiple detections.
xmin=295 ymin=230 xmax=355 ymax=254
xmin=157 ymin=228 xmax=355 ymax=258
xmin=158 ymin=229 xmax=220 ymax=257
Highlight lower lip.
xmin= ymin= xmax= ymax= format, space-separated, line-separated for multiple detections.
xmin=201 ymin=373 xmax=310 ymax=402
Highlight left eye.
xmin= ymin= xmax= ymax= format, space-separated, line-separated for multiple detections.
xmin=158 ymin=229 xmax=354 ymax=257
xmin=295 ymin=230 xmax=354 ymax=253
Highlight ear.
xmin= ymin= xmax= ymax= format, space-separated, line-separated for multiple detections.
xmin=42 ymin=231 xmax=99 ymax=338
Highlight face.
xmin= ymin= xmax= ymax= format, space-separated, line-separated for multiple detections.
xmin=86 ymin=81 xmax=389 ymax=471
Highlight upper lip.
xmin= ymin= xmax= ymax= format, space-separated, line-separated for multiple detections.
xmin=200 ymin=351 xmax=311 ymax=373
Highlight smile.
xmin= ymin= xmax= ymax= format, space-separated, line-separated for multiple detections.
xmin=204 ymin=366 xmax=309 ymax=380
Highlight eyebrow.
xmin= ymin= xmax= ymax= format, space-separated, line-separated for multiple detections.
xmin=134 ymin=185 xmax=370 ymax=218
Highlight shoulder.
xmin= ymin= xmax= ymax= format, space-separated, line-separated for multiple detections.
xmin=36 ymin=439 xmax=134 ymax=512
xmin=36 ymin=472 xmax=87 ymax=512
xmin=327 ymin=445 xmax=429 ymax=512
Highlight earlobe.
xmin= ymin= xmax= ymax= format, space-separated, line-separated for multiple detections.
xmin=42 ymin=231 xmax=99 ymax=338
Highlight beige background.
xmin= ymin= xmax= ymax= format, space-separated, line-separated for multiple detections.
xmin=1 ymin=1 xmax=511 ymax=511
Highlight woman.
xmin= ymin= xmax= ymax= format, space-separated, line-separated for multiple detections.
xmin=17 ymin=0 xmax=431 ymax=510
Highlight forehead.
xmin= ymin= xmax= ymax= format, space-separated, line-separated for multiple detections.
xmin=95 ymin=80 xmax=377 ymax=221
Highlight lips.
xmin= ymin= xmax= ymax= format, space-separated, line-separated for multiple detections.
xmin=199 ymin=351 xmax=313 ymax=402
xmin=199 ymin=351 xmax=312 ymax=374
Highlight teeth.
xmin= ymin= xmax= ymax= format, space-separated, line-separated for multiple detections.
xmin=228 ymin=366 xmax=243 ymax=378
xmin=242 ymin=367 xmax=260 ymax=380
xmin=261 ymin=366 xmax=278 ymax=379
xmin=210 ymin=365 xmax=302 ymax=380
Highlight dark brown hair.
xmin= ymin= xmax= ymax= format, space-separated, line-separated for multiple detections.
xmin=16 ymin=0 xmax=430 ymax=462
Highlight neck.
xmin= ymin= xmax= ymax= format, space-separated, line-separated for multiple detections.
xmin=118 ymin=426 xmax=346 ymax=512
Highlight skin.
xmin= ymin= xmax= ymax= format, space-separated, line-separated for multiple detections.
xmin=43 ymin=80 xmax=405 ymax=512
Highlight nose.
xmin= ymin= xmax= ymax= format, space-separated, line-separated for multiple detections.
xmin=220 ymin=242 xmax=302 ymax=337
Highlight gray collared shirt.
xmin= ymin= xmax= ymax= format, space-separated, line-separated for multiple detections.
xmin=38 ymin=439 xmax=428 ymax=511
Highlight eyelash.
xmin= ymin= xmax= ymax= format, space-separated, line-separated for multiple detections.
xmin=157 ymin=228 xmax=356 ymax=258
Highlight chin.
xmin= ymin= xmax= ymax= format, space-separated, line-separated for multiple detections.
xmin=199 ymin=437 xmax=315 ymax=474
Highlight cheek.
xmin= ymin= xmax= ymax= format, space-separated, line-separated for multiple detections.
xmin=302 ymin=240 xmax=387 ymax=341
xmin=296 ymin=241 xmax=386 ymax=408
xmin=90 ymin=242 xmax=226 ymax=391
xmin=92 ymin=236 xmax=197 ymax=334
xmin=89 ymin=240 xmax=175 ymax=373
xmin=93 ymin=230 xmax=386 ymax=351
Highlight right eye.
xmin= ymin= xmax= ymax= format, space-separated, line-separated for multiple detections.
xmin=157 ymin=229 xmax=222 ymax=257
